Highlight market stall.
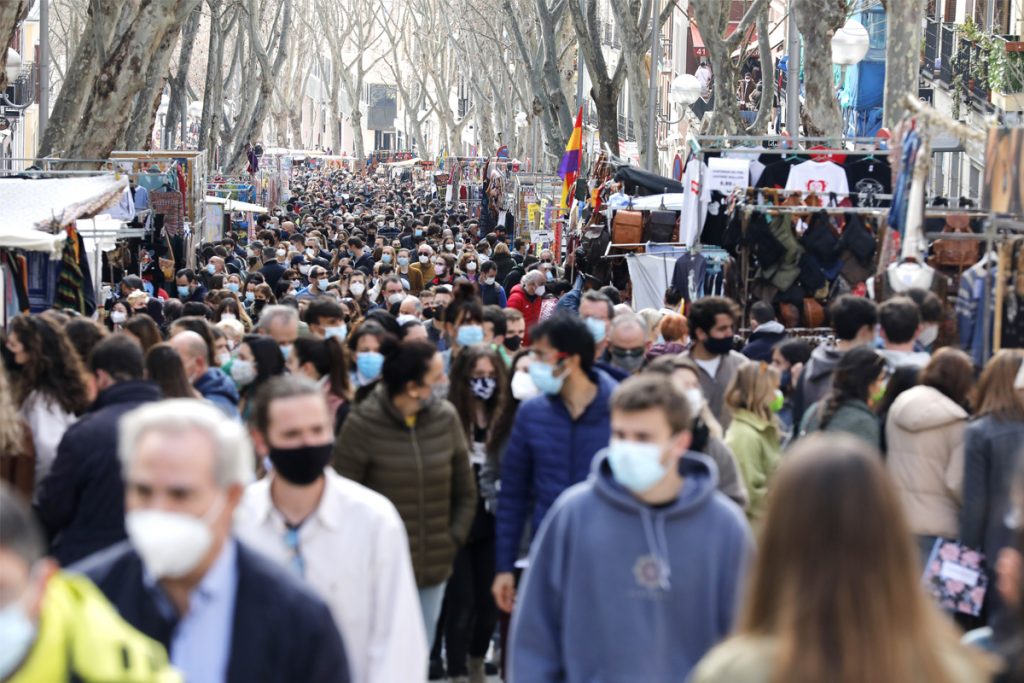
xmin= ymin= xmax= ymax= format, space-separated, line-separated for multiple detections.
xmin=0 ymin=173 xmax=127 ymax=321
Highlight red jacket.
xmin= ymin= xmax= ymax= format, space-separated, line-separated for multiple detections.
xmin=507 ymin=284 xmax=543 ymax=345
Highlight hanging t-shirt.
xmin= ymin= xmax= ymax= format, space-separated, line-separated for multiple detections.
xmin=680 ymin=159 xmax=702 ymax=247
xmin=784 ymin=160 xmax=850 ymax=205
xmin=756 ymin=158 xmax=801 ymax=190
xmin=845 ymin=158 xmax=892 ymax=207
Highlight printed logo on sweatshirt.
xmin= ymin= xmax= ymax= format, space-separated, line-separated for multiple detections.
xmin=633 ymin=555 xmax=667 ymax=590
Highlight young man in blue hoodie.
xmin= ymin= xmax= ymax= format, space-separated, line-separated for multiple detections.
xmin=508 ymin=374 xmax=752 ymax=683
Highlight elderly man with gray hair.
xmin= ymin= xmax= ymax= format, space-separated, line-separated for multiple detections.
xmin=507 ymin=270 xmax=548 ymax=346
xmin=254 ymin=304 xmax=300 ymax=361
xmin=73 ymin=399 xmax=352 ymax=683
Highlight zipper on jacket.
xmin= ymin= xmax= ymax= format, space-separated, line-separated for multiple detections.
xmin=410 ymin=424 xmax=426 ymax=580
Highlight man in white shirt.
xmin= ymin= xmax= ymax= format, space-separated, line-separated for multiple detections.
xmin=235 ymin=376 xmax=427 ymax=683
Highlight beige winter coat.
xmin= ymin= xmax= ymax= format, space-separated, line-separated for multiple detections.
xmin=885 ymin=384 xmax=968 ymax=539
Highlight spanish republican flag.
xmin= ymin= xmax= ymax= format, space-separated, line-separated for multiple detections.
xmin=559 ymin=107 xmax=583 ymax=210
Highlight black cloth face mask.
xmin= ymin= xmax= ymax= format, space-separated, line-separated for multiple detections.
xmin=268 ymin=443 xmax=333 ymax=485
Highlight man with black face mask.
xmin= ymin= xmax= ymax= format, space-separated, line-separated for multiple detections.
xmin=236 ymin=376 xmax=426 ymax=683
xmin=683 ymin=296 xmax=746 ymax=429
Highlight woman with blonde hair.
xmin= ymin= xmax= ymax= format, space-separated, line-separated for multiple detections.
xmin=724 ymin=361 xmax=783 ymax=520
xmin=636 ymin=308 xmax=665 ymax=346
xmin=692 ymin=434 xmax=990 ymax=683
xmin=962 ymin=349 xmax=1024 ymax=592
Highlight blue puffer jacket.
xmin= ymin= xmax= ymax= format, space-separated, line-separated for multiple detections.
xmin=194 ymin=368 xmax=239 ymax=419
xmin=495 ymin=368 xmax=618 ymax=572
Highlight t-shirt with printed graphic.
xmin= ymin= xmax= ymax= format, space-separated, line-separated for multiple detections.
xmin=784 ymin=160 xmax=850 ymax=205
xmin=845 ymin=158 xmax=892 ymax=207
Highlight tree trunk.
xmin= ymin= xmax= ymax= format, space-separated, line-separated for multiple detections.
xmin=223 ymin=0 xmax=293 ymax=172
xmin=592 ymin=87 xmax=620 ymax=154
xmin=162 ymin=6 xmax=202 ymax=148
xmin=198 ymin=0 xmax=224 ymax=170
xmin=883 ymin=0 xmax=925 ymax=127
xmin=59 ymin=0 xmax=202 ymax=164
xmin=37 ymin=0 xmax=135 ymax=157
xmin=0 ymin=0 xmax=31 ymax=92
xmin=793 ymin=0 xmax=846 ymax=137
xmin=122 ymin=18 xmax=184 ymax=150
xmin=747 ymin=7 xmax=775 ymax=134
xmin=350 ymin=108 xmax=365 ymax=161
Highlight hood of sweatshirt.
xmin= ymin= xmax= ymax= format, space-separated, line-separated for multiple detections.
xmin=591 ymin=448 xmax=719 ymax=590
xmin=194 ymin=368 xmax=239 ymax=404
xmin=806 ymin=344 xmax=843 ymax=383
xmin=889 ymin=384 xmax=968 ymax=433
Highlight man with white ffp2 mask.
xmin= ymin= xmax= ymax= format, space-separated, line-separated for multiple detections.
xmin=72 ymin=399 xmax=351 ymax=683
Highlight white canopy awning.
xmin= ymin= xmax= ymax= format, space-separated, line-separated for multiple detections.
xmin=0 ymin=174 xmax=128 ymax=256
xmin=204 ymin=196 xmax=268 ymax=214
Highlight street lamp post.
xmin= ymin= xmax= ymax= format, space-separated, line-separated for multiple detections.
xmin=785 ymin=9 xmax=800 ymax=141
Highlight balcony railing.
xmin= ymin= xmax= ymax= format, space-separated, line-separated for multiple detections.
xmin=922 ymin=24 xmax=1024 ymax=112
xmin=2 ymin=62 xmax=37 ymax=112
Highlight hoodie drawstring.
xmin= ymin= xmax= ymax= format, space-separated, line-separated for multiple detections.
xmin=640 ymin=509 xmax=672 ymax=591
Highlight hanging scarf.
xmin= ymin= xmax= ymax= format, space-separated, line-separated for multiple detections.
xmin=55 ymin=225 xmax=85 ymax=314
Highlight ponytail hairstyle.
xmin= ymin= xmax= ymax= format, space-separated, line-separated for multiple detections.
xmin=293 ymin=336 xmax=352 ymax=401
xmin=819 ymin=347 xmax=886 ymax=430
xmin=438 ymin=280 xmax=484 ymax=328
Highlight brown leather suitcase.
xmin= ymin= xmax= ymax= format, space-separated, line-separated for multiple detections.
xmin=612 ymin=210 xmax=645 ymax=246
xmin=803 ymin=298 xmax=826 ymax=328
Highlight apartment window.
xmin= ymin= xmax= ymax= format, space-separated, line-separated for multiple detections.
xmin=969 ymin=162 xmax=982 ymax=199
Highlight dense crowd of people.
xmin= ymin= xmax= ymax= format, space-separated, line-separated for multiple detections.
xmin=3 ymin=168 xmax=1024 ymax=682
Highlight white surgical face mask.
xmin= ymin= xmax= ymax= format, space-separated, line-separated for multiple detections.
xmin=220 ymin=313 xmax=237 ymax=322
xmin=510 ymin=370 xmax=541 ymax=401
xmin=230 ymin=358 xmax=257 ymax=386
xmin=535 ymin=285 xmax=546 ymax=297
xmin=0 ymin=589 xmax=36 ymax=680
xmin=349 ymin=282 xmax=366 ymax=297
xmin=110 ymin=311 xmax=127 ymax=324
xmin=125 ymin=495 xmax=224 ymax=579
xmin=216 ymin=352 xmax=231 ymax=367
xmin=683 ymin=388 xmax=704 ymax=419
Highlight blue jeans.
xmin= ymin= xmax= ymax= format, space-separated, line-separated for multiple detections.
xmin=418 ymin=582 xmax=447 ymax=650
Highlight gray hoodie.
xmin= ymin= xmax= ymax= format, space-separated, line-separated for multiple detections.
xmin=792 ymin=343 xmax=843 ymax=427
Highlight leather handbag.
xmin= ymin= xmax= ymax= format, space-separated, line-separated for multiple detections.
xmin=932 ymin=215 xmax=979 ymax=268
xmin=779 ymin=302 xmax=800 ymax=328
xmin=159 ymin=235 xmax=176 ymax=279
xmin=645 ymin=210 xmax=677 ymax=243
xmin=612 ymin=210 xmax=645 ymax=246
xmin=803 ymin=298 xmax=826 ymax=328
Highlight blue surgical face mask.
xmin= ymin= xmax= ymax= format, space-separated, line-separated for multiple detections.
xmin=607 ymin=439 xmax=668 ymax=493
xmin=583 ymin=317 xmax=606 ymax=344
xmin=356 ymin=351 xmax=385 ymax=379
xmin=457 ymin=324 xmax=485 ymax=347
xmin=398 ymin=256 xmax=410 ymax=267
xmin=226 ymin=282 xmax=240 ymax=293
xmin=415 ymin=229 xmax=424 ymax=237
xmin=382 ymin=254 xmax=393 ymax=264
xmin=528 ymin=360 xmax=565 ymax=395
xmin=177 ymin=285 xmax=190 ymax=298
xmin=0 ymin=595 xmax=37 ymax=680
xmin=279 ymin=344 xmax=292 ymax=361
xmin=245 ymin=291 xmax=255 ymax=303
xmin=318 ymin=278 xmax=330 ymax=290
xmin=325 ymin=324 xmax=347 ymax=341
xmin=546 ymin=270 xmax=554 ymax=281
xmin=206 ymin=263 xmax=216 ymax=274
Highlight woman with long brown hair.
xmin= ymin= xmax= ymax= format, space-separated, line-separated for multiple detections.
xmin=144 ymin=343 xmax=201 ymax=399
xmin=432 ymin=343 xmax=512 ymax=682
xmin=692 ymin=434 xmax=989 ymax=683
xmin=4 ymin=314 xmax=90 ymax=490
xmin=962 ymin=350 xmax=1024 ymax=598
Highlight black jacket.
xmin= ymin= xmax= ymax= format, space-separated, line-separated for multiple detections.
xmin=260 ymin=261 xmax=288 ymax=289
xmin=34 ymin=380 xmax=162 ymax=566
xmin=741 ymin=322 xmax=787 ymax=363
xmin=352 ymin=252 xmax=375 ymax=275
xmin=73 ymin=540 xmax=351 ymax=683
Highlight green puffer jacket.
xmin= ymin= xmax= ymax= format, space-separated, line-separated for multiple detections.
xmin=333 ymin=382 xmax=477 ymax=587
